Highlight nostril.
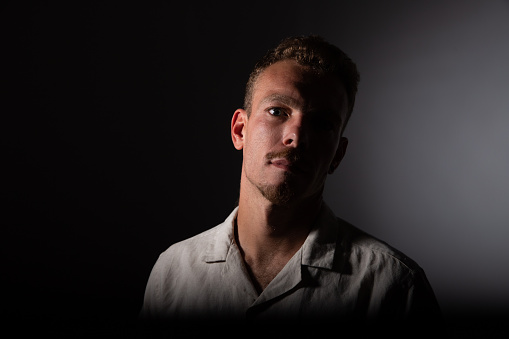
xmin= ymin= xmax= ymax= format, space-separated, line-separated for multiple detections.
xmin=283 ymin=132 xmax=298 ymax=146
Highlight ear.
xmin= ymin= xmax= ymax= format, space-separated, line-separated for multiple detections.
xmin=231 ymin=109 xmax=247 ymax=150
xmin=328 ymin=137 xmax=348 ymax=174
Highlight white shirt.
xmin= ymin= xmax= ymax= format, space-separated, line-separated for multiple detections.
xmin=140 ymin=203 xmax=441 ymax=327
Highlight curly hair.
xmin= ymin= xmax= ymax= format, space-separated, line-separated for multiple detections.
xmin=243 ymin=35 xmax=360 ymax=127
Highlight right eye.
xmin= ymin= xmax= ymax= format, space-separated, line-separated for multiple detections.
xmin=268 ymin=107 xmax=286 ymax=117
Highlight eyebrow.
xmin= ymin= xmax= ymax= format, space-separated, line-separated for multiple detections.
xmin=259 ymin=94 xmax=301 ymax=108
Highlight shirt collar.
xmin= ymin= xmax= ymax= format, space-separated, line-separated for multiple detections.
xmin=300 ymin=202 xmax=339 ymax=270
xmin=202 ymin=203 xmax=339 ymax=270
xmin=202 ymin=207 xmax=238 ymax=263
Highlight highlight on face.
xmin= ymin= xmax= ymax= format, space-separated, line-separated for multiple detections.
xmin=243 ymin=35 xmax=360 ymax=133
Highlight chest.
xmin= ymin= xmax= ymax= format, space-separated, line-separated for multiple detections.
xmin=243 ymin=251 xmax=297 ymax=293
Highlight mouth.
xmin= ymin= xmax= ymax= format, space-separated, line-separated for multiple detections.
xmin=270 ymin=158 xmax=291 ymax=171
xmin=269 ymin=158 xmax=305 ymax=174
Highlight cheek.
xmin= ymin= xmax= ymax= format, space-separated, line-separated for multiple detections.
xmin=311 ymin=143 xmax=339 ymax=172
xmin=247 ymin=120 xmax=280 ymax=150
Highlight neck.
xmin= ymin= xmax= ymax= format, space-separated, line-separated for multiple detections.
xmin=236 ymin=181 xmax=323 ymax=259
xmin=234 ymin=173 xmax=324 ymax=293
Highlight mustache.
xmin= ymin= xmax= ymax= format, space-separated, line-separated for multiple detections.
xmin=266 ymin=149 xmax=303 ymax=163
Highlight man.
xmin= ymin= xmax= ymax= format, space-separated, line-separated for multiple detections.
xmin=139 ymin=35 xmax=441 ymax=333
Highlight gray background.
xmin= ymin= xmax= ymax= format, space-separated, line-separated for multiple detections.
xmin=318 ymin=1 xmax=509 ymax=316
xmin=3 ymin=0 xmax=508 ymax=335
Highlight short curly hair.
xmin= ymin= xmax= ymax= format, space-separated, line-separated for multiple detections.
xmin=244 ymin=35 xmax=360 ymax=128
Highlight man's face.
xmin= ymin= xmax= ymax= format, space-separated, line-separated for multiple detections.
xmin=233 ymin=59 xmax=348 ymax=206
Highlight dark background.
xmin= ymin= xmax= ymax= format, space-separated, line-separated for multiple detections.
xmin=3 ymin=1 xmax=508 ymax=337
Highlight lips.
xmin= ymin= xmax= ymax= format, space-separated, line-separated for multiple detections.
xmin=270 ymin=158 xmax=306 ymax=173
xmin=271 ymin=158 xmax=291 ymax=171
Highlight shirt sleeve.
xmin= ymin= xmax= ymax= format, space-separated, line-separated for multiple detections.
xmin=139 ymin=253 xmax=166 ymax=320
xmin=405 ymin=266 xmax=443 ymax=325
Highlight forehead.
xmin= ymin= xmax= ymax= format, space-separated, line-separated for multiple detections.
xmin=252 ymin=59 xmax=347 ymax=114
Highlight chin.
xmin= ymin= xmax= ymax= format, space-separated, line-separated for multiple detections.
xmin=259 ymin=181 xmax=312 ymax=207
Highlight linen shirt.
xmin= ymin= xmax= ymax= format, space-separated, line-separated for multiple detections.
xmin=140 ymin=203 xmax=441 ymax=326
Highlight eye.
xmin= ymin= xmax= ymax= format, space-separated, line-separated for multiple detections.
xmin=268 ymin=107 xmax=287 ymax=117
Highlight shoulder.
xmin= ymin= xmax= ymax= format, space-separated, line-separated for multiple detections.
xmin=334 ymin=217 xmax=442 ymax=317
xmin=155 ymin=208 xmax=237 ymax=268
xmin=337 ymin=217 xmax=425 ymax=280
xmin=141 ymin=213 xmax=235 ymax=315
xmin=164 ymin=223 xmax=223 ymax=254
xmin=157 ymin=222 xmax=229 ymax=267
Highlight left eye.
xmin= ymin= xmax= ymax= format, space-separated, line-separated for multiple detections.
xmin=268 ymin=108 xmax=286 ymax=117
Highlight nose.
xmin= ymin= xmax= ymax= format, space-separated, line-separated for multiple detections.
xmin=283 ymin=131 xmax=297 ymax=146
xmin=282 ymin=117 xmax=307 ymax=148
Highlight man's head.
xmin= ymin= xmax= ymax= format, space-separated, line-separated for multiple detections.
xmin=244 ymin=35 xmax=360 ymax=133
xmin=232 ymin=36 xmax=360 ymax=206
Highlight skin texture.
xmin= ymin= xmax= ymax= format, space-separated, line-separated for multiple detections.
xmin=231 ymin=59 xmax=349 ymax=293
